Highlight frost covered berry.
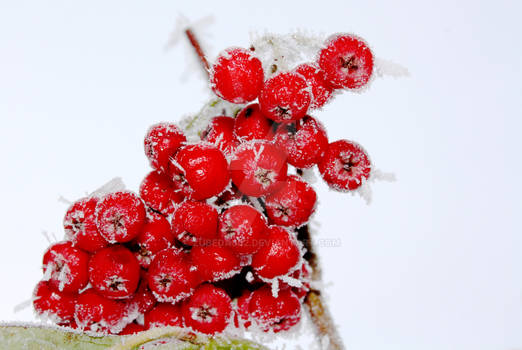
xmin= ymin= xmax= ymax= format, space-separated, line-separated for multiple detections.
xmin=229 ymin=141 xmax=287 ymax=197
xmin=42 ymin=241 xmax=89 ymax=293
xmin=295 ymin=63 xmax=333 ymax=109
xmin=172 ymin=200 xmax=218 ymax=246
xmin=233 ymin=290 xmax=253 ymax=328
xmin=318 ymin=34 xmax=374 ymax=89
xmin=63 ymin=197 xmax=108 ymax=252
xmin=318 ymin=140 xmax=371 ymax=191
xmin=210 ymin=47 xmax=264 ymax=104
xmin=75 ymin=289 xmax=127 ymax=334
xmin=234 ymin=103 xmax=275 ymax=142
xmin=147 ymin=248 xmax=199 ymax=304
xmin=265 ymin=175 xmax=317 ymax=227
xmin=33 ymin=281 xmax=76 ymax=325
xmin=251 ymin=226 xmax=301 ymax=279
xmin=95 ymin=191 xmax=146 ymax=243
xmin=190 ymin=244 xmax=241 ymax=282
xmin=127 ymin=277 xmax=156 ymax=316
xmin=182 ymin=284 xmax=232 ymax=335
xmin=168 ymin=143 xmax=230 ymax=201
xmin=201 ymin=116 xmax=239 ymax=156
xmin=120 ymin=323 xmax=146 ymax=335
xmin=218 ymin=204 xmax=268 ymax=255
xmin=139 ymin=170 xmax=184 ymax=217
xmin=259 ymin=72 xmax=311 ymax=123
xmin=273 ymin=116 xmax=329 ymax=169
xmin=144 ymin=123 xmax=186 ymax=172
xmin=132 ymin=212 xmax=173 ymax=268
xmin=88 ymin=246 xmax=141 ymax=300
xmin=145 ymin=303 xmax=183 ymax=328
xmin=249 ymin=286 xmax=301 ymax=332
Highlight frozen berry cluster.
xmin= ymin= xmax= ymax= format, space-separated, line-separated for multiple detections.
xmin=33 ymin=33 xmax=374 ymax=336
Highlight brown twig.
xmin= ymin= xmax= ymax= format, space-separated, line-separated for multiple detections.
xmin=184 ymin=28 xmax=210 ymax=77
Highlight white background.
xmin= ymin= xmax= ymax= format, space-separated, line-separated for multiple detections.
xmin=0 ymin=1 xmax=521 ymax=349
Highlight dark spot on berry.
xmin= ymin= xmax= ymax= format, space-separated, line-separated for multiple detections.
xmin=158 ymin=275 xmax=172 ymax=288
xmin=196 ymin=306 xmax=215 ymax=321
xmin=339 ymin=56 xmax=359 ymax=72
xmin=276 ymin=106 xmax=290 ymax=117
xmin=244 ymin=107 xmax=253 ymax=118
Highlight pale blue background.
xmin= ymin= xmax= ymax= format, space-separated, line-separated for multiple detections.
xmin=0 ymin=1 xmax=521 ymax=349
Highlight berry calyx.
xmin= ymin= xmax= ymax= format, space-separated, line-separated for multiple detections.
xmin=63 ymin=197 xmax=108 ymax=252
xmin=172 ymin=200 xmax=218 ymax=246
xmin=95 ymin=191 xmax=146 ymax=243
xmin=182 ymin=284 xmax=232 ymax=334
xmin=210 ymin=48 xmax=264 ymax=104
xmin=74 ymin=289 xmax=127 ymax=334
xmin=295 ymin=63 xmax=333 ymax=109
xmin=318 ymin=139 xmax=371 ymax=191
xmin=218 ymin=205 xmax=268 ymax=255
xmin=234 ymin=104 xmax=275 ymax=142
xmin=139 ymin=170 xmax=184 ymax=217
xmin=229 ymin=141 xmax=288 ymax=197
xmin=318 ymin=34 xmax=374 ymax=89
xmin=145 ymin=303 xmax=183 ymax=328
xmin=168 ymin=143 xmax=230 ymax=201
xmin=273 ymin=115 xmax=329 ymax=169
xmin=132 ymin=212 xmax=173 ymax=268
xmin=42 ymin=241 xmax=89 ymax=293
xmin=147 ymin=249 xmax=199 ymax=304
xmin=201 ymin=116 xmax=239 ymax=156
xmin=251 ymin=226 xmax=301 ymax=279
xmin=249 ymin=286 xmax=301 ymax=332
xmin=88 ymin=246 xmax=141 ymax=300
xmin=190 ymin=244 xmax=241 ymax=282
xmin=265 ymin=175 xmax=317 ymax=227
xmin=33 ymin=281 xmax=76 ymax=325
xmin=259 ymin=72 xmax=311 ymax=123
xmin=144 ymin=123 xmax=186 ymax=172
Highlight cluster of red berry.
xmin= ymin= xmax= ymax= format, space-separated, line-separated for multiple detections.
xmin=33 ymin=33 xmax=374 ymax=336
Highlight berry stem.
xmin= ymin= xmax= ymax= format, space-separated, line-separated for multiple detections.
xmin=184 ymin=28 xmax=210 ymax=77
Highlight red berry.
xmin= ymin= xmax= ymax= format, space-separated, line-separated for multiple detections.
xmin=273 ymin=116 xmax=329 ymax=169
xmin=95 ymin=191 xmax=146 ymax=243
xmin=259 ymin=72 xmax=311 ymax=123
xmin=168 ymin=143 xmax=230 ymax=201
xmin=201 ymin=116 xmax=239 ymax=156
xmin=249 ymin=286 xmax=301 ymax=332
xmin=229 ymin=141 xmax=287 ymax=197
xmin=265 ymin=175 xmax=317 ymax=227
xmin=318 ymin=140 xmax=371 ymax=191
xmin=210 ymin=48 xmax=264 ymax=104
xmin=63 ymin=197 xmax=108 ymax=252
xmin=234 ymin=104 xmax=275 ymax=142
xmin=251 ymin=226 xmax=301 ymax=279
xmin=75 ymin=289 xmax=127 ymax=334
xmin=190 ymin=244 xmax=241 ymax=282
xmin=234 ymin=290 xmax=253 ymax=328
xmin=172 ymin=200 xmax=218 ymax=246
xmin=127 ymin=277 xmax=156 ymax=316
xmin=120 ymin=322 xmax=146 ymax=335
xmin=147 ymin=249 xmax=198 ymax=304
xmin=145 ymin=303 xmax=183 ymax=328
xmin=295 ymin=63 xmax=333 ymax=109
xmin=182 ymin=284 xmax=232 ymax=334
xmin=318 ymin=34 xmax=374 ymax=89
xmin=218 ymin=205 xmax=268 ymax=255
xmin=133 ymin=212 xmax=173 ymax=268
xmin=42 ymin=241 xmax=89 ymax=293
xmin=33 ymin=281 xmax=76 ymax=324
xmin=140 ymin=170 xmax=184 ymax=217
xmin=144 ymin=123 xmax=186 ymax=172
xmin=88 ymin=246 xmax=141 ymax=300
